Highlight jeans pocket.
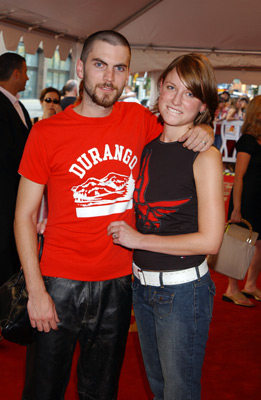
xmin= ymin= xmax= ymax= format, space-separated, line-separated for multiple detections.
xmin=208 ymin=279 xmax=216 ymax=317
xmin=131 ymin=279 xmax=140 ymax=306
xmin=153 ymin=291 xmax=175 ymax=319
xmin=208 ymin=279 xmax=216 ymax=296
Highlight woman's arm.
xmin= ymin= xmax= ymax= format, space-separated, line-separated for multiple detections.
xmin=230 ymin=152 xmax=251 ymax=222
xmin=226 ymin=108 xmax=237 ymax=121
xmin=108 ymin=147 xmax=225 ymax=256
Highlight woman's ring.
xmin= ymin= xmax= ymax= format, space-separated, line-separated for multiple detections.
xmin=202 ymin=140 xmax=207 ymax=145
xmin=113 ymin=233 xmax=118 ymax=239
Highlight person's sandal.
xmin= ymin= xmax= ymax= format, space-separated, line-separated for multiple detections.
xmin=222 ymin=293 xmax=255 ymax=307
xmin=241 ymin=290 xmax=261 ymax=301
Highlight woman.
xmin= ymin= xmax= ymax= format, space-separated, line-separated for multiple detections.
xmin=214 ymin=94 xmax=229 ymax=149
xmin=226 ymin=97 xmax=242 ymax=121
xmin=223 ymin=95 xmax=261 ymax=307
xmin=108 ymin=54 xmax=224 ymax=400
xmin=32 ymin=87 xmax=62 ymax=124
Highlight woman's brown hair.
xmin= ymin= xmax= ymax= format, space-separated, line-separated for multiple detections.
xmin=39 ymin=87 xmax=61 ymax=102
xmin=157 ymin=53 xmax=218 ymax=127
xmin=241 ymin=95 xmax=261 ymax=138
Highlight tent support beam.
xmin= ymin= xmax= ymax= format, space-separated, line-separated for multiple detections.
xmin=131 ymin=44 xmax=261 ymax=56
xmin=112 ymin=0 xmax=163 ymax=30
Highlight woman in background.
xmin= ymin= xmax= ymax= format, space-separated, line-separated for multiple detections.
xmin=108 ymin=54 xmax=224 ymax=400
xmin=226 ymin=97 xmax=242 ymax=121
xmin=32 ymin=87 xmax=62 ymax=124
xmin=214 ymin=94 xmax=229 ymax=149
xmin=223 ymin=95 xmax=261 ymax=306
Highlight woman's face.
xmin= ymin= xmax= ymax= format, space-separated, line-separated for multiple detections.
xmin=41 ymin=91 xmax=60 ymax=116
xmin=159 ymin=68 xmax=205 ymax=129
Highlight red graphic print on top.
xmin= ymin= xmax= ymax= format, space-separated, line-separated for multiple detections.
xmin=134 ymin=151 xmax=190 ymax=230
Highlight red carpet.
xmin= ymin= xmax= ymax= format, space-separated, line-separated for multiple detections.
xmin=1 ymin=174 xmax=260 ymax=399
xmin=1 ymin=271 xmax=260 ymax=400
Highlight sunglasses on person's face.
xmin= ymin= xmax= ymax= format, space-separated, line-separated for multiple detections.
xmin=44 ymin=98 xmax=60 ymax=104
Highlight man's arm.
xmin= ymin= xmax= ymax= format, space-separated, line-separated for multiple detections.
xmin=14 ymin=176 xmax=60 ymax=332
xmin=178 ymin=124 xmax=214 ymax=152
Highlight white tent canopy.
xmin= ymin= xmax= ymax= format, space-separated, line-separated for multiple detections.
xmin=0 ymin=0 xmax=261 ymax=83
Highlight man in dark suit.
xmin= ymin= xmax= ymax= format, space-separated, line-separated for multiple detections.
xmin=0 ymin=53 xmax=32 ymax=286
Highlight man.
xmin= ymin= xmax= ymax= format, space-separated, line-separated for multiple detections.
xmin=60 ymin=79 xmax=78 ymax=109
xmin=14 ymin=30 xmax=213 ymax=400
xmin=0 ymin=53 xmax=31 ymax=286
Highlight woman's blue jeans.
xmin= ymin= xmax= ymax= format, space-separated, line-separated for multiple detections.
xmin=132 ymin=271 xmax=215 ymax=400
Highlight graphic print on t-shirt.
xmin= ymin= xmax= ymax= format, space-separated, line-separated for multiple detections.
xmin=134 ymin=151 xmax=190 ymax=230
xmin=69 ymin=143 xmax=138 ymax=218
xmin=72 ymin=171 xmax=135 ymax=217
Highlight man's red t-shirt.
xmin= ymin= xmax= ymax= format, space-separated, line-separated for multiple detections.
xmin=19 ymin=102 xmax=162 ymax=281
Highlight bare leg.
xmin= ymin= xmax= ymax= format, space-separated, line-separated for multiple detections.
xmin=223 ymin=278 xmax=253 ymax=307
xmin=225 ymin=277 xmax=241 ymax=296
xmin=242 ymin=240 xmax=261 ymax=299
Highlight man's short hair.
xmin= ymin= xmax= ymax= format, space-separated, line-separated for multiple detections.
xmin=0 ymin=53 xmax=26 ymax=81
xmin=63 ymin=80 xmax=78 ymax=93
xmin=80 ymin=30 xmax=131 ymax=64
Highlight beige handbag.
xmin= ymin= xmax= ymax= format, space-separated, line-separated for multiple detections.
xmin=207 ymin=219 xmax=258 ymax=280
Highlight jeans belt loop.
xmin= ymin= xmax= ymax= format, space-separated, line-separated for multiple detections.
xmin=139 ymin=269 xmax=147 ymax=286
xmin=159 ymin=272 xmax=164 ymax=288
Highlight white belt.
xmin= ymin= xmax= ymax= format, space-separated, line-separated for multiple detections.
xmin=132 ymin=259 xmax=208 ymax=286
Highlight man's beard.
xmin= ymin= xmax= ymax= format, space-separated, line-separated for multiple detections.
xmin=84 ymin=80 xmax=122 ymax=108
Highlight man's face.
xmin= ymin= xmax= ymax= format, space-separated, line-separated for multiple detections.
xmin=78 ymin=40 xmax=130 ymax=108
xmin=17 ymin=61 xmax=29 ymax=92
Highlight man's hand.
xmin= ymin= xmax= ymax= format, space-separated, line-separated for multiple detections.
xmin=27 ymin=291 xmax=60 ymax=333
xmin=178 ymin=124 xmax=214 ymax=152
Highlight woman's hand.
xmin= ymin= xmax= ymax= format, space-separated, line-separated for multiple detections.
xmin=107 ymin=221 xmax=142 ymax=249
xmin=54 ymin=104 xmax=63 ymax=114
xmin=37 ymin=218 xmax=47 ymax=234
xmin=178 ymin=124 xmax=214 ymax=152
xmin=230 ymin=209 xmax=242 ymax=223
